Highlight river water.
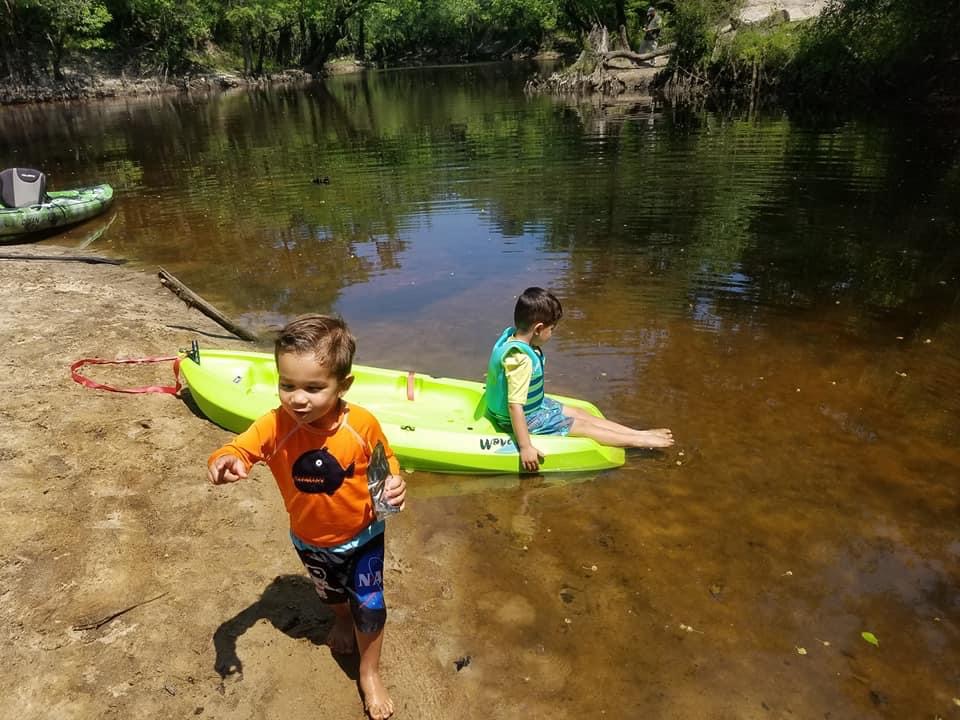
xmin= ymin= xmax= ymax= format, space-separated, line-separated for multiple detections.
xmin=3 ymin=63 xmax=959 ymax=716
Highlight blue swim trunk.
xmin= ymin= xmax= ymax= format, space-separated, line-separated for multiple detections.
xmin=492 ymin=397 xmax=573 ymax=436
xmin=526 ymin=397 xmax=573 ymax=435
xmin=292 ymin=531 xmax=386 ymax=634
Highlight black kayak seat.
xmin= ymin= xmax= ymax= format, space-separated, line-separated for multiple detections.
xmin=0 ymin=168 xmax=48 ymax=208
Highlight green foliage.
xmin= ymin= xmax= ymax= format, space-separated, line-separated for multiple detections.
xmin=2 ymin=0 xmax=954 ymax=114
xmin=113 ymin=0 xmax=219 ymax=71
xmin=725 ymin=23 xmax=798 ymax=67
xmin=1 ymin=0 xmax=568 ymax=80
xmin=668 ymin=0 xmax=736 ymax=70
xmin=665 ymin=0 xmax=960 ymax=108
xmin=224 ymin=0 xmax=296 ymax=73
xmin=788 ymin=0 xmax=960 ymax=104
xmin=670 ymin=0 xmax=713 ymax=69
xmin=709 ymin=21 xmax=801 ymax=93
xmin=1 ymin=0 xmax=112 ymax=80
xmin=674 ymin=0 xmax=960 ymax=107
xmin=364 ymin=0 xmax=559 ymax=61
xmin=53 ymin=0 xmax=113 ymax=51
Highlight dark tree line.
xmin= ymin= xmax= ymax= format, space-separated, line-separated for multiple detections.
xmin=1 ymin=0 xmax=658 ymax=82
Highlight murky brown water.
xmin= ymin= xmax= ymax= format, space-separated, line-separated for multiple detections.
xmin=3 ymin=64 xmax=959 ymax=716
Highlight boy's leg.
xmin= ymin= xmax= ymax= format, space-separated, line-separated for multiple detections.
xmin=356 ymin=627 xmax=394 ymax=720
xmin=564 ymin=406 xmax=673 ymax=447
xmin=293 ymin=542 xmax=358 ymax=654
xmin=346 ymin=533 xmax=393 ymax=719
xmin=294 ymin=531 xmax=396 ymax=719
xmin=327 ymin=602 xmax=356 ymax=654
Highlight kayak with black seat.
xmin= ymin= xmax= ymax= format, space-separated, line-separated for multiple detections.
xmin=180 ymin=347 xmax=626 ymax=475
xmin=0 ymin=167 xmax=113 ymax=237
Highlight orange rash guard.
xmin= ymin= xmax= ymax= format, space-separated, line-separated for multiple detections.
xmin=208 ymin=402 xmax=400 ymax=547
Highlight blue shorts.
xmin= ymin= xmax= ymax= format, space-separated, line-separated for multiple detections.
xmin=492 ymin=397 xmax=573 ymax=436
xmin=293 ymin=532 xmax=386 ymax=634
xmin=526 ymin=397 xmax=573 ymax=435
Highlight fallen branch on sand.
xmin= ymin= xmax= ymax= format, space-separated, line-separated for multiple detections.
xmin=0 ymin=253 xmax=125 ymax=265
xmin=72 ymin=592 xmax=169 ymax=631
xmin=158 ymin=267 xmax=259 ymax=342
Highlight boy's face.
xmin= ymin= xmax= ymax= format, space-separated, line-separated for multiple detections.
xmin=277 ymin=351 xmax=353 ymax=426
xmin=531 ymin=322 xmax=556 ymax=348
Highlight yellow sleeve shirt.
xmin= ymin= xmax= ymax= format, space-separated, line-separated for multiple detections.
xmin=503 ymin=348 xmax=533 ymax=406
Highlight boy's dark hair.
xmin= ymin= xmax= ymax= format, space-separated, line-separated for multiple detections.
xmin=274 ymin=315 xmax=356 ymax=379
xmin=514 ymin=287 xmax=563 ymax=330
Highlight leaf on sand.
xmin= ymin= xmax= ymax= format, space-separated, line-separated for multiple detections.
xmin=861 ymin=631 xmax=879 ymax=647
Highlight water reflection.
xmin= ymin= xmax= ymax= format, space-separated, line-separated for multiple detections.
xmin=2 ymin=70 xmax=957 ymax=345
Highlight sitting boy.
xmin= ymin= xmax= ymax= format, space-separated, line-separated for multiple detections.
xmin=485 ymin=287 xmax=674 ymax=472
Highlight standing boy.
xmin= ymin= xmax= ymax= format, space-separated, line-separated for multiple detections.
xmin=208 ymin=315 xmax=406 ymax=720
xmin=485 ymin=287 xmax=674 ymax=472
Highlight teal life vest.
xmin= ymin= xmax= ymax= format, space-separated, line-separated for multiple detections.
xmin=485 ymin=326 xmax=545 ymax=424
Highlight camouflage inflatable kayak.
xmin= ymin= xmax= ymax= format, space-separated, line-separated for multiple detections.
xmin=0 ymin=184 xmax=113 ymax=237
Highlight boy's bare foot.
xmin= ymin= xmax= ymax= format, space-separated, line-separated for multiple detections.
xmin=326 ymin=616 xmax=356 ymax=654
xmin=360 ymin=672 xmax=394 ymax=719
xmin=634 ymin=429 xmax=674 ymax=448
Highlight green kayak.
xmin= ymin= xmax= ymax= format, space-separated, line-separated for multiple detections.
xmin=181 ymin=347 xmax=625 ymax=475
xmin=0 ymin=184 xmax=113 ymax=237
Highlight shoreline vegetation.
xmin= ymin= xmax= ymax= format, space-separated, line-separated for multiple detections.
xmin=657 ymin=0 xmax=958 ymax=113
xmin=529 ymin=0 xmax=958 ymax=113
xmin=1 ymin=0 xmax=956 ymax=111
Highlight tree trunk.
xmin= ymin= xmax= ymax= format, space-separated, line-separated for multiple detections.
xmin=276 ymin=25 xmax=292 ymax=65
xmin=242 ymin=34 xmax=252 ymax=75
xmin=1 ymin=0 xmax=16 ymax=81
xmin=298 ymin=10 xmax=307 ymax=64
xmin=567 ymin=25 xmax=608 ymax=76
xmin=256 ymin=30 xmax=267 ymax=76
xmin=615 ymin=0 xmax=627 ymax=38
xmin=302 ymin=16 xmax=352 ymax=71
xmin=47 ymin=32 xmax=65 ymax=81
xmin=356 ymin=15 xmax=365 ymax=60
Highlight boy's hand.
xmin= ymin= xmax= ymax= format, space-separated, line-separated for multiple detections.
xmin=384 ymin=474 xmax=406 ymax=511
xmin=519 ymin=444 xmax=544 ymax=473
xmin=208 ymin=455 xmax=248 ymax=485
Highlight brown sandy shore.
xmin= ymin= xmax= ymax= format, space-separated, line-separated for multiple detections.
xmin=0 ymin=247 xmax=489 ymax=719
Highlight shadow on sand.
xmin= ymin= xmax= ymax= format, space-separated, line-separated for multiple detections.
xmin=212 ymin=574 xmax=358 ymax=681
